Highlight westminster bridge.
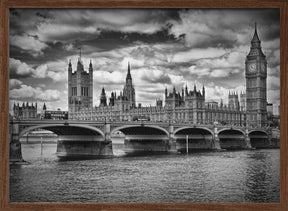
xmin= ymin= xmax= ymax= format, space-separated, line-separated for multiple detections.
xmin=9 ymin=119 xmax=279 ymax=162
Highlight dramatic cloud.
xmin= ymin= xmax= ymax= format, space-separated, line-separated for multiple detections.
xmin=9 ymin=58 xmax=33 ymax=77
xmin=10 ymin=34 xmax=48 ymax=57
xmin=8 ymin=9 xmax=280 ymax=111
xmin=10 ymin=84 xmax=61 ymax=102
xmin=9 ymin=79 xmax=24 ymax=89
xmin=169 ymin=9 xmax=280 ymax=48
xmin=94 ymin=71 xmax=125 ymax=85
xmin=9 ymin=58 xmax=67 ymax=82
xmin=139 ymin=68 xmax=172 ymax=84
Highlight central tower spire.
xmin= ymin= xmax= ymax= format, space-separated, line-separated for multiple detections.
xmin=126 ymin=62 xmax=132 ymax=81
xmin=247 ymin=22 xmax=265 ymax=58
xmin=251 ymin=22 xmax=260 ymax=46
xmin=123 ymin=62 xmax=135 ymax=108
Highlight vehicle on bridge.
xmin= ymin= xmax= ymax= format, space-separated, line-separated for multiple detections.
xmin=132 ymin=116 xmax=150 ymax=121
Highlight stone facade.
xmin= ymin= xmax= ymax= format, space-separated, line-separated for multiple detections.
xmin=69 ymin=63 xmax=245 ymax=126
xmin=68 ymin=56 xmax=93 ymax=114
xmin=245 ymin=23 xmax=268 ymax=127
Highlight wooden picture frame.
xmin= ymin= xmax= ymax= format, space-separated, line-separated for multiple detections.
xmin=1 ymin=0 xmax=287 ymax=210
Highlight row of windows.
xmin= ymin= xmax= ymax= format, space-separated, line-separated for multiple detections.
xmin=71 ymin=87 xmax=89 ymax=96
xmin=81 ymin=87 xmax=89 ymax=96
xmin=72 ymin=87 xmax=77 ymax=96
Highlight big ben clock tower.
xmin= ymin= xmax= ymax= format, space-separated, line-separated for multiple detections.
xmin=245 ymin=23 xmax=267 ymax=127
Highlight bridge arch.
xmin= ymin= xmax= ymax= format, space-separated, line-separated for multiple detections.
xmin=218 ymin=128 xmax=246 ymax=150
xmin=111 ymin=125 xmax=169 ymax=136
xmin=248 ymin=129 xmax=268 ymax=136
xmin=174 ymin=126 xmax=214 ymax=136
xmin=111 ymin=125 xmax=170 ymax=153
xmin=218 ymin=128 xmax=245 ymax=136
xmin=173 ymin=127 xmax=214 ymax=152
xmin=248 ymin=130 xmax=269 ymax=148
xmin=19 ymin=124 xmax=105 ymax=138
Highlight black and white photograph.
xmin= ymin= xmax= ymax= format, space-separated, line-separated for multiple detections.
xmin=9 ymin=8 xmax=280 ymax=203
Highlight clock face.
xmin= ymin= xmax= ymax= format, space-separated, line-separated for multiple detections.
xmin=248 ymin=63 xmax=256 ymax=73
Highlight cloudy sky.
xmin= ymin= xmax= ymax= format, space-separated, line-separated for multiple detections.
xmin=9 ymin=9 xmax=280 ymax=112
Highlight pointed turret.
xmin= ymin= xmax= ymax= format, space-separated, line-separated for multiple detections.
xmin=251 ymin=22 xmax=261 ymax=45
xmin=165 ymin=87 xmax=168 ymax=98
xmin=68 ymin=59 xmax=72 ymax=70
xmin=202 ymin=85 xmax=205 ymax=98
xmin=126 ymin=62 xmax=132 ymax=81
xmin=89 ymin=59 xmax=93 ymax=71
xmin=77 ymin=48 xmax=84 ymax=72
xmin=123 ymin=61 xmax=136 ymax=108
xmin=109 ymin=91 xmax=115 ymax=106
xmin=43 ymin=103 xmax=46 ymax=110
xmin=185 ymin=85 xmax=188 ymax=96
xmin=247 ymin=22 xmax=265 ymax=58
xmin=100 ymin=87 xmax=107 ymax=107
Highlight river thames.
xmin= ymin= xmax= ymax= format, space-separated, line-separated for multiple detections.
xmin=10 ymin=142 xmax=280 ymax=203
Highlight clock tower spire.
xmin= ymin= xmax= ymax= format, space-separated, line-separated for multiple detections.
xmin=245 ymin=23 xmax=267 ymax=127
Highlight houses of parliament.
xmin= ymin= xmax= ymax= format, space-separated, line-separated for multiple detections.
xmin=68 ymin=24 xmax=268 ymax=128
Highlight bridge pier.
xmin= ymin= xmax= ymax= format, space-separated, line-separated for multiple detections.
xmin=55 ymin=124 xmax=113 ymax=158
xmin=56 ymin=135 xmax=113 ymax=158
xmin=104 ymin=123 xmax=113 ymax=155
xmin=9 ymin=122 xmax=25 ymax=163
xmin=169 ymin=125 xmax=176 ymax=152
xmin=212 ymin=127 xmax=221 ymax=150
xmin=212 ymin=136 xmax=221 ymax=150
xmin=244 ymin=129 xmax=252 ymax=149
xmin=244 ymin=136 xmax=252 ymax=149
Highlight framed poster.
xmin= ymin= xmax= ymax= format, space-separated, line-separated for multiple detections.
xmin=0 ymin=0 xmax=287 ymax=210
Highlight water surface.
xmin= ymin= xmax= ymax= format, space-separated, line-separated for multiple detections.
xmin=10 ymin=143 xmax=280 ymax=203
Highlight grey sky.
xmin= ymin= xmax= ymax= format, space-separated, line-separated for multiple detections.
xmin=9 ymin=9 xmax=280 ymax=111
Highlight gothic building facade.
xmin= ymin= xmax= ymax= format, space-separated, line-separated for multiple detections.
xmin=13 ymin=102 xmax=38 ymax=120
xmin=69 ymin=63 xmax=246 ymax=126
xmin=68 ymin=25 xmax=268 ymax=128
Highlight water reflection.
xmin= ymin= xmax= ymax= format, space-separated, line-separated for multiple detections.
xmin=244 ymin=150 xmax=279 ymax=202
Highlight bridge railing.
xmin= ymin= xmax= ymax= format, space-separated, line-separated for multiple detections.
xmin=9 ymin=118 xmax=270 ymax=132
